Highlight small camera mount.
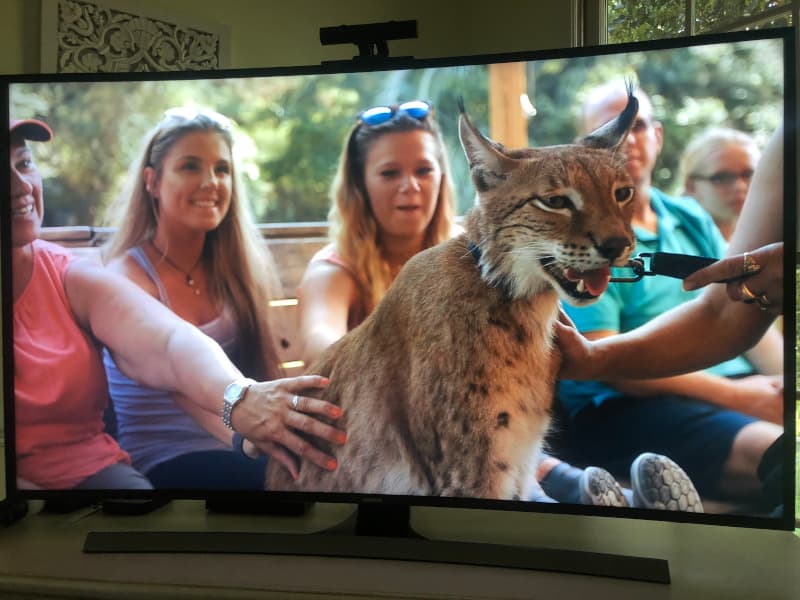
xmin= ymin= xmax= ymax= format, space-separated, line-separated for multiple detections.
xmin=319 ymin=20 xmax=418 ymax=66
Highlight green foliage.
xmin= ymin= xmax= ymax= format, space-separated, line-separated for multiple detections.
xmin=11 ymin=38 xmax=784 ymax=226
xmin=608 ymin=0 xmax=790 ymax=42
xmin=608 ymin=0 xmax=687 ymax=42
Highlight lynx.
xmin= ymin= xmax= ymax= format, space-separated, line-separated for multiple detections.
xmin=267 ymin=89 xmax=639 ymax=500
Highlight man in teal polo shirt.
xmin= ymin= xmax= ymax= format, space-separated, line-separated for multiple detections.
xmin=555 ymin=82 xmax=783 ymax=507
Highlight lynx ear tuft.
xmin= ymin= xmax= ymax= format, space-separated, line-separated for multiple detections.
xmin=458 ymin=103 xmax=513 ymax=192
xmin=579 ymin=81 xmax=639 ymax=153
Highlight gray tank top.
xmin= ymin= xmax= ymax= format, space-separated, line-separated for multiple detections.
xmin=102 ymin=246 xmax=240 ymax=474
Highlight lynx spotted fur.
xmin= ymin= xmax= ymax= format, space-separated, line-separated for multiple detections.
xmin=267 ymin=90 xmax=639 ymax=500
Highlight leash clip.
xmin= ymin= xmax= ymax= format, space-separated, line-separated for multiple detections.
xmin=608 ymin=252 xmax=719 ymax=283
xmin=608 ymin=256 xmax=646 ymax=282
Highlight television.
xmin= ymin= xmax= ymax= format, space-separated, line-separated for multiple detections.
xmin=1 ymin=26 xmax=795 ymax=583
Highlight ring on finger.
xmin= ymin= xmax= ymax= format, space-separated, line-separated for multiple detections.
xmin=739 ymin=281 xmax=758 ymax=303
xmin=742 ymin=252 xmax=761 ymax=275
xmin=291 ymin=394 xmax=300 ymax=411
xmin=755 ymin=292 xmax=771 ymax=310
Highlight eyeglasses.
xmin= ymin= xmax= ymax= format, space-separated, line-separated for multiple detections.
xmin=630 ymin=117 xmax=654 ymax=134
xmin=358 ymin=100 xmax=432 ymax=126
xmin=690 ymin=169 xmax=754 ymax=187
xmin=162 ymin=107 xmax=235 ymax=129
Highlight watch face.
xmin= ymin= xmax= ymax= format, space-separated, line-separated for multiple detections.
xmin=224 ymin=382 xmax=245 ymax=403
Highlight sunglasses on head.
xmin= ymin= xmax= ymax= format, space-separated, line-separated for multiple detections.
xmin=358 ymin=100 xmax=433 ymax=126
xmin=162 ymin=107 xmax=235 ymax=129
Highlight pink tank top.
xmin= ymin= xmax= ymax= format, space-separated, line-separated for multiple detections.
xmin=13 ymin=240 xmax=129 ymax=489
xmin=309 ymin=244 xmax=368 ymax=329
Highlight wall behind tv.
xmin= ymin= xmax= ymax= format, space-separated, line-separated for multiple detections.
xmin=0 ymin=0 xmax=575 ymax=74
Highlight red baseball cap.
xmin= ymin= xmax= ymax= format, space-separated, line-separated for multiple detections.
xmin=10 ymin=119 xmax=53 ymax=142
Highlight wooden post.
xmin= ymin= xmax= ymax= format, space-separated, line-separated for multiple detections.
xmin=488 ymin=62 xmax=528 ymax=148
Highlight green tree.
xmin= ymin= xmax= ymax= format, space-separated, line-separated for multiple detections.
xmin=608 ymin=0 xmax=791 ymax=43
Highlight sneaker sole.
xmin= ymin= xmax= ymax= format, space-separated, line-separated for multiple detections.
xmin=580 ymin=466 xmax=629 ymax=507
xmin=630 ymin=453 xmax=704 ymax=512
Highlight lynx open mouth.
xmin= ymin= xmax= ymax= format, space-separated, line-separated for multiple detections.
xmin=540 ymin=259 xmax=611 ymax=300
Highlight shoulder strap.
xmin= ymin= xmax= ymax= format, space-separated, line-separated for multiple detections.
xmin=128 ymin=246 xmax=172 ymax=308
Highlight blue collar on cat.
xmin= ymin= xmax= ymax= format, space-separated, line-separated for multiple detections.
xmin=467 ymin=239 xmax=482 ymax=263
xmin=467 ymin=239 xmax=513 ymax=300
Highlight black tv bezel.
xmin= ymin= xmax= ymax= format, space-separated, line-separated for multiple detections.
xmin=1 ymin=27 xmax=795 ymax=532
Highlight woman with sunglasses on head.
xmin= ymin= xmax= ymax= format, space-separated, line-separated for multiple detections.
xmin=296 ymin=100 xmax=457 ymax=363
xmin=295 ymin=101 xmax=669 ymax=508
xmin=101 ymin=108 xmax=345 ymax=489
xmin=679 ymin=127 xmax=761 ymax=241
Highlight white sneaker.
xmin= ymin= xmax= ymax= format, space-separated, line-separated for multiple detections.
xmin=630 ymin=453 xmax=704 ymax=512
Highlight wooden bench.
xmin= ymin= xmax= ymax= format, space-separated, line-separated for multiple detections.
xmin=42 ymin=223 xmax=329 ymax=378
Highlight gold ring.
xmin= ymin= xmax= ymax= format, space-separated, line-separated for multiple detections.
xmin=739 ymin=281 xmax=758 ymax=302
xmin=742 ymin=252 xmax=761 ymax=275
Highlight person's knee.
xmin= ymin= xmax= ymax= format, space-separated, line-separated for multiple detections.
xmin=719 ymin=421 xmax=782 ymax=497
xmin=732 ymin=421 xmax=782 ymax=469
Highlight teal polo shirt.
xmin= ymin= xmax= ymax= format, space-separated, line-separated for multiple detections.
xmin=558 ymin=188 xmax=755 ymax=417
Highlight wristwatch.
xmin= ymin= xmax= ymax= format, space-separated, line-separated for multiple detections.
xmin=221 ymin=378 xmax=256 ymax=430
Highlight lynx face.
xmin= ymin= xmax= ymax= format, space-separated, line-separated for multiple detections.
xmin=459 ymin=92 xmax=638 ymax=306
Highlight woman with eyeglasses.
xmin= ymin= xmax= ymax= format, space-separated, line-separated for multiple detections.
xmin=678 ymin=125 xmax=783 ymax=412
xmin=679 ymin=127 xmax=761 ymax=241
xmin=101 ymin=108 xmax=345 ymax=489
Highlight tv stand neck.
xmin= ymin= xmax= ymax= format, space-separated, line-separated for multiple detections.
xmin=324 ymin=503 xmax=423 ymax=539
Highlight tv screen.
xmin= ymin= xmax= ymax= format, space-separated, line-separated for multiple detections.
xmin=2 ymin=26 xmax=795 ymax=547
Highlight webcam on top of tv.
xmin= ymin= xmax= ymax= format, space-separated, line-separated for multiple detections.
xmin=319 ymin=19 xmax=418 ymax=66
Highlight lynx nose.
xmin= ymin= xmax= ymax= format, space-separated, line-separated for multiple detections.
xmin=596 ymin=236 xmax=631 ymax=262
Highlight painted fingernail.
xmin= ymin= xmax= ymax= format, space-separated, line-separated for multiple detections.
xmin=330 ymin=406 xmax=342 ymax=418
xmin=326 ymin=459 xmax=338 ymax=471
xmin=321 ymin=377 xmax=330 ymax=385
xmin=336 ymin=432 xmax=347 ymax=444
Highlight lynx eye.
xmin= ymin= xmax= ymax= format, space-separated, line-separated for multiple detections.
xmin=614 ymin=186 xmax=634 ymax=203
xmin=539 ymin=195 xmax=572 ymax=210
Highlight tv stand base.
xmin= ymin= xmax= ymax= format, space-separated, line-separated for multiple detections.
xmin=84 ymin=528 xmax=670 ymax=584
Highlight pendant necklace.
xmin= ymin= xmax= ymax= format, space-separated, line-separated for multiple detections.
xmin=149 ymin=239 xmax=202 ymax=296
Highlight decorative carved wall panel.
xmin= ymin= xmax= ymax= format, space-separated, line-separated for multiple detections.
xmin=41 ymin=0 xmax=231 ymax=73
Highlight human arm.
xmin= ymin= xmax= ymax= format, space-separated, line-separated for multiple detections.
xmin=296 ymin=260 xmax=358 ymax=365
xmin=170 ymin=392 xmax=263 ymax=457
xmin=742 ymin=324 xmax=783 ymax=376
xmin=557 ymin=125 xmax=784 ymax=380
xmin=576 ymin=330 xmax=782 ymax=423
xmin=65 ymin=260 xmax=344 ymax=478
